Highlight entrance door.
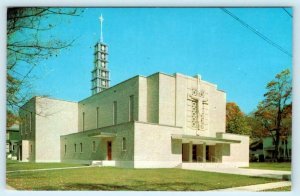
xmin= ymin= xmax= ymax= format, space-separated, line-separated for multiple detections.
xmin=107 ymin=141 xmax=112 ymax=160
xmin=206 ymin=146 xmax=210 ymax=162
xmin=192 ymin=145 xmax=197 ymax=162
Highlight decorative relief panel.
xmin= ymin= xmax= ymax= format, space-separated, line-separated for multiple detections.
xmin=187 ymin=88 xmax=209 ymax=134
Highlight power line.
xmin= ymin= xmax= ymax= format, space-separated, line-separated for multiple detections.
xmin=282 ymin=8 xmax=293 ymax=18
xmin=220 ymin=8 xmax=292 ymax=57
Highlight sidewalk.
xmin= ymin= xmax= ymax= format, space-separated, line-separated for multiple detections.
xmin=183 ymin=167 xmax=291 ymax=180
xmin=6 ymin=165 xmax=93 ymax=173
xmin=213 ymin=181 xmax=291 ymax=191
xmin=6 ymin=185 xmax=16 ymax=190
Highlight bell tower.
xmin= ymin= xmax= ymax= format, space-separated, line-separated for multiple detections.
xmin=91 ymin=14 xmax=110 ymax=95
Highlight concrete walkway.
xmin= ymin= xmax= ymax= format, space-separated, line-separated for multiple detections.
xmin=183 ymin=167 xmax=291 ymax=180
xmin=6 ymin=165 xmax=93 ymax=173
xmin=6 ymin=185 xmax=16 ymax=190
xmin=213 ymin=181 xmax=291 ymax=191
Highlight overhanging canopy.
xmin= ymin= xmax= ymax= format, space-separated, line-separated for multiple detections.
xmin=171 ymin=134 xmax=241 ymax=144
xmin=88 ymin=132 xmax=116 ymax=138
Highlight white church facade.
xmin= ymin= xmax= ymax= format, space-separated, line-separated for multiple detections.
xmin=18 ymin=16 xmax=249 ymax=169
xmin=19 ymin=71 xmax=249 ymax=168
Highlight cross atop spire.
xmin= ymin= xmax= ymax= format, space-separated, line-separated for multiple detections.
xmin=99 ymin=14 xmax=104 ymax=42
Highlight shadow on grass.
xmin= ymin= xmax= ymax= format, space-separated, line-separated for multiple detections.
xmin=39 ymin=181 xmax=217 ymax=191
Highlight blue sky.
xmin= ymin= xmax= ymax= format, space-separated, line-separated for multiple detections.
xmin=23 ymin=8 xmax=292 ymax=114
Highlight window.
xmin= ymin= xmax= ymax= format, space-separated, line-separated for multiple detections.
xmin=96 ymin=107 xmax=99 ymax=128
xmin=113 ymin=101 xmax=117 ymax=125
xmin=80 ymin=143 xmax=83 ymax=153
xmin=129 ymin=95 xmax=134 ymax=121
xmin=93 ymin=141 xmax=96 ymax=152
xmin=30 ymin=144 xmax=32 ymax=154
xmin=82 ymin=112 xmax=85 ymax=131
xmin=25 ymin=114 xmax=28 ymax=134
xmin=122 ymin=137 xmax=127 ymax=151
xmin=30 ymin=112 xmax=33 ymax=132
xmin=74 ymin=144 xmax=77 ymax=152
xmin=64 ymin=144 xmax=67 ymax=155
xmin=20 ymin=122 xmax=22 ymax=135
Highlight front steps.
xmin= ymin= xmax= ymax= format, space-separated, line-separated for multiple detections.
xmin=91 ymin=160 xmax=116 ymax=167
xmin=91 ymin=160 xmax=103 ymax=166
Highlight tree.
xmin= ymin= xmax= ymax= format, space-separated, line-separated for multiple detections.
xmin=226 ymin=102 xmax=251 ymax=135
xmin=245 ymin=113 xmax=267 ymax=139
xmin=7 ymin=8 xmax=83 ymax=127
xmin=254 ymin=69 xmax=292 ymax=161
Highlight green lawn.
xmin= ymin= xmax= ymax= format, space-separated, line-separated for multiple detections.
xmin=244 ymin=162 xmax=291 ymax=171
xmin=6 ymin=164 xmax=282 ymax=191
xmin=6 ymin=160 xmax=86 ymax=171
xmin=264 ymin=186 xmax=291 ymax=191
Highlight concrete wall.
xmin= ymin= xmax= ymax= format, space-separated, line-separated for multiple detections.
xmin=35 ymin=97 xmax=78 ymax=162
xmin=217 ymin=133 xmax=249 ymax=167
xmin=61 ymin=122 xmax=134 ymax=168
xmin=147 ymin=74 xmax=159 ymax=123
xmin=21 ymin=140 xmax=30 ymax=162
xmin=158 ymin=74 xmax=176 ymax=126
xmin=19 ymin=97 xmax=36 ymax=161
xmin=134 ymin=121 xmax=183 ymax=168
xmin=79 ymin=76 xmax=139 ymax=132
xmin=138 ymin=77 xmax=148 ymax=122
xmin=174 ymin=74 xmax=188 ymax=127
xmin=207 ymin=86 xmax=226 ymax=136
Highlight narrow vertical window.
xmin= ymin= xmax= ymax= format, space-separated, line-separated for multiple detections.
xmin=30 ymin=112 xmax=33 ymax=132
xmin=25 ymin=114 xmax=28 ymax=133
xmin=82 ymin=112 xmax=85 ymax=131
xmin=64 ymin=144 xmax=67 ymax=155
xmin=30 ymin=144 xmax=32 ymax=154
xmin=80 ymin=143 xmax=83 ymax=153
xmin=74 ymin=144 xmax=77 ymax=152
xmin=20 ymin=121 xmax=22 ymax=135
xmin=93 ymin=141 xmax=96 ymax=152
xmin=122 ymin=137 xmax=127 ymax=151
xmin=129 ymin=95 xmax=134 ymax=121
xmin=96 ymin=107 xmax=99 ymax=128
xmin=113 ymin=101 xmax=117 ymax=125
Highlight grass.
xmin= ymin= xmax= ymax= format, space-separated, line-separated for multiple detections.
xmin=6 ymin=161 xmax=282 ymax=191
xmin=264 ymin=186 xmax=291 ymax=191
xmin=6 ymin=160 xmax=87 ymax=171
xmin=244 ymin=162 xmax=291 ymax=171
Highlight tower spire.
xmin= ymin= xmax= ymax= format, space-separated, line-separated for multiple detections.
xmin=99 ymin=14 xmax=104 ymax=42
xmin=91 ymin=15 xmax=110 ymax=95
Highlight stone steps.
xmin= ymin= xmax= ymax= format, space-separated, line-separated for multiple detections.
xmin=91 ymin=160 xmax=103 ymax=166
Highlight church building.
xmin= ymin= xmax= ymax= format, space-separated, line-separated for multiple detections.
xmin=18 ymin=16 xmax=249 ymax=169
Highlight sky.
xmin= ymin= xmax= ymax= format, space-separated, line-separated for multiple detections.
xmin=17 ymin=7 xmax=292 ymax=114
